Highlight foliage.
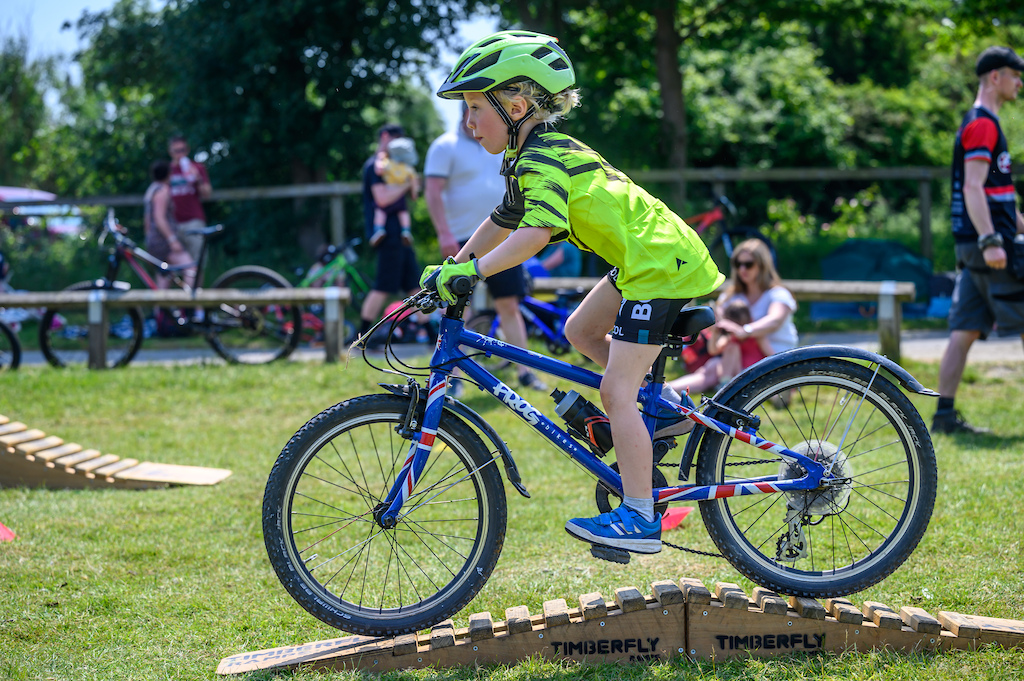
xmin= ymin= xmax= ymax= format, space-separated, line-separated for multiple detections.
xmin=0 ymin=32 xmax=53 ymax=188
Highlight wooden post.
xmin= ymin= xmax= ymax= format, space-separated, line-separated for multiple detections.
xmin=919 ymin=177 xmax=933 ymax=262
xmin=877 ymin=281 xmax=902 ymax=364
xmin=329 ymin=194 xmax=345 ymax=246
xmin=87 ymin=288 xmax=108 ymax=370
xmin=323 ymin=286 xmax=343 ymax=363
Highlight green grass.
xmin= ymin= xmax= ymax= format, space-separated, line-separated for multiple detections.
xmin=1 ymin=353 xmax=1023 ymax=680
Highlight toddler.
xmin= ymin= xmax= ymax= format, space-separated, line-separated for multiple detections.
xmin=370 ymin=137 xmax=418 ymax=247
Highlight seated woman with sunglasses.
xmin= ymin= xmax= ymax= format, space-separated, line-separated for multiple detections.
xmin=667 ymin=238 xmax=798 ymax=396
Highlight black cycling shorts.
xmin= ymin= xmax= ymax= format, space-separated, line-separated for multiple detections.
xmin=607 ymin=268 xmax=689 ymax=345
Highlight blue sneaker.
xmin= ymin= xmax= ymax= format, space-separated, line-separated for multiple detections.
xmin=565 ymin=505 xmax=662 ymax=554
xmin=653 ymin=386 xmax=695 ymax=438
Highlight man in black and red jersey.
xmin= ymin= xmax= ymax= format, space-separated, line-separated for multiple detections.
xmin=934 ymin=46 xmax=1024 ymax=434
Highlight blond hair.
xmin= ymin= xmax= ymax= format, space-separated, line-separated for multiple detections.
xmin=491 ymin=80 xmax=580 ymax=124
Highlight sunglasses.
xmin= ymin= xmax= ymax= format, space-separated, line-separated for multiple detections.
xmin=733 ymin=260 xmax=757 ymax=270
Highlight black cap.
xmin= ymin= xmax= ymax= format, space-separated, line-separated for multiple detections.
xmin=976 ymin=46 xmax=1024 ymax=76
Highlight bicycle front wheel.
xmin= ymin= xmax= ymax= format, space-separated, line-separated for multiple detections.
xmin=38 ymin=281 xmax=144 ymax=368
xmin=696 ymin=358 xmax=936 ymax=597
xmin=263 ymin=394 xmax=507 ymax=635
xmin=0 ymin=321 xmax=20 ymax=370
xmin=205 ymin=266 xmax=300 ymax=364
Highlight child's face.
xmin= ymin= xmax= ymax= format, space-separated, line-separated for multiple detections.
xmin=464 ymin=92 xmax=511 ymax=155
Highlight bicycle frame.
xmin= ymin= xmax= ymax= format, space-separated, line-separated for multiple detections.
xmin=297 ymin=242 xmax=370 ymax=297
xmin=377 ymin=311 xmax=828 ymax=527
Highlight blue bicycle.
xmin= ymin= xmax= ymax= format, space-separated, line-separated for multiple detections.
xmin=464 ymin=289 xmax=581 ymax=368
xmin=263 ymin=274 xmax=937 ymax=636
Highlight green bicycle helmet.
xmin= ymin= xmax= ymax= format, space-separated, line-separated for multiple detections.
xmin=437 ymin=30 xmax=575 ymax=100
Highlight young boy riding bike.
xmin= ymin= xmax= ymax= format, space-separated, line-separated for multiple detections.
xmin=423 ymin=30 xmax=724 ymax=555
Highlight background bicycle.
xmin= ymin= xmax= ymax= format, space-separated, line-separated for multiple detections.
xmin=687 ymin=195 xmax=776 ymax=268
xmin=263 ymin=274 xmax=937 ymax=636
xmin=0 ymin=251 xmax=22 ymax=370
xmin=38 ymin=209 xmax=301 ymax=368
xmin=291 ymin=239 xmax=370 ymax=345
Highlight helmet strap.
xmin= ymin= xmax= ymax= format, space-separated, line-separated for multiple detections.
xmin=485 ymin=91 xmax=536 ymax=170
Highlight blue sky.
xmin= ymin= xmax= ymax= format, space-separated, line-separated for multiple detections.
xmin=3 ymin=0 xmax=498 ymax=131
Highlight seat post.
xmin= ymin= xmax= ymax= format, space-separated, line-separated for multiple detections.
xmin=650 ymin=346 xmax=676 ymax=385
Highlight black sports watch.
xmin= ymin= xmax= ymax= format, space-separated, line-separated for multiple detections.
xmin=977 ymin=232 xmax=1004 ymax=251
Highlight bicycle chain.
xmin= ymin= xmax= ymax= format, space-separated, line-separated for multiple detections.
xmin=662 ymin=538 xmax=723 ymax=559
xmin=653 ymin=456 xmax=782 ymax=559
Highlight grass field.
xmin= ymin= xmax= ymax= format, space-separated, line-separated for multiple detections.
xmin=1 ymin=350 xmax=1023 ymax=680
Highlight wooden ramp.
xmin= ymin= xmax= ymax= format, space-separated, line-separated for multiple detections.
xmin=217 ymin=579 xmax=1024 ymax=675
xmin=0 ymin=413 xmax=231 ymax=490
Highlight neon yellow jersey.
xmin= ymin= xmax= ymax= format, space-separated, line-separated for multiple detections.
xmin=491 ymin=127 xmax=724 ymax=300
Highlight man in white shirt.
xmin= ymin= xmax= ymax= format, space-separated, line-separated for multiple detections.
xmin=424 ymin=104 xmax=544 ymax=390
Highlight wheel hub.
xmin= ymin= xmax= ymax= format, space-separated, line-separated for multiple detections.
xmin=779 ymin=439 xmax=853 ymax=515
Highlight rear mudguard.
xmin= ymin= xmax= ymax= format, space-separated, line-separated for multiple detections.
xmin=379 ymin=383 xmax=530 ymax=498
xmin=676 ymin=344 xmax=938 ymax=481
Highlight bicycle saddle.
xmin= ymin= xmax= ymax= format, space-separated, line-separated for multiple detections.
xmin=667 ymin=305 xmax=716 ymax=342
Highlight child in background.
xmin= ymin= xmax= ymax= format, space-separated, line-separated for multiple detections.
xmin=370 ymin=137 xmax=419 ymax=248
xmin=713 ymin=298 xmax=773 ymax=373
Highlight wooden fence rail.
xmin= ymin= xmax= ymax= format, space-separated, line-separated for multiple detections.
xmin=0 ymin=287 xmax=350 ymax=369
xmin=532 ymin=278 xmax=917 ymax=364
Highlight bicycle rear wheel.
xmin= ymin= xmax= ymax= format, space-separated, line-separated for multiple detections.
xmin=696 ymin=358 xmax=936 ymax=597
xmin=205 ymin=266 xmax=300 ymax=364
xmin=37 ymin=281 xmax=144 ymax=368
xmin=263 ymin=394 xmax=507 ymax=635
xmin=0 ymin=321 xmax=20 ymax=370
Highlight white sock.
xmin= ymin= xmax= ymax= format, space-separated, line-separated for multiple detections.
xmin=622 ymin=496 xmax=655 ymax=523
xmin=661 ymin=384 xmax=682 ymax=404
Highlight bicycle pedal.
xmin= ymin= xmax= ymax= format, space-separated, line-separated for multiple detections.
xmin=589 ymin=544 xmax=631 ymax=564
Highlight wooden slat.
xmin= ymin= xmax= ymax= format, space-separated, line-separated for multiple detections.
xmin=651 ymin=580 xmax=684 ymax=606
xmin=678 ymin=578 xmax=711 ymax=605
xmin=938 ymin=611 xmax=982 ymax=639
xmin=94 ymin=458 xmax=140 ymax=478
xmin=752 ymin=587 xmax=789 ymax=616
xmin=468 ymin=612 xmax=494 ymax=641
xmin=900 ymin=607 xmax=942 ymax=634
xmin=863 ymin=601 xmax=904 ymax=630
xmin=614 ymin=587 xmax=646 ymax=613
xmin=542 ymin=599 xmax=570 ymax=628
xmin=789 ymin=596 xmax=827 ymax=620
xmin=55 ymin=449 xmax=101 ymax=469
xmin=429 ymin=620 xmax=454 ymax=650
xmin=0 ymin=429 xmax=45 ymax=447
xmin=504 ymin=606 xmax=532 ymax=635
xmin=715 ymin=582 xmax=749 ymax=610
xmin=0 ymin=414 xmax=9 ymax=425
xmin=75 ymin=453 xmax=120 ymax=474
xmin=15 ymin=436 xmax=64 ymax=456
xmin=578 ymin=592 xmax=606 ymax=620
xmin=391 ymin=634 xmax=418 ymax=656
xmin=0 ymin=421 xmax=26 ymax=436
xmin=33 ymin=443 xmax=84 ymax=464
xmin=825 ymin=598 xmax=864 ymax=624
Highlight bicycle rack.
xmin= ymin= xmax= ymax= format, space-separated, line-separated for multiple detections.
xmin=0 ymin=413 xmax=231 ymax=490
xmin=217 ymin=578 xmax=1024 ymax=675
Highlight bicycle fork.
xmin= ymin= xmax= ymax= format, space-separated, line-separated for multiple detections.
xmin=376 ymin=373 xmax=450 ymax=529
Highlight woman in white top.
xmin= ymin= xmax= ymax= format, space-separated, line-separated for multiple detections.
xmin=668 ymin=238 xmax=798 ymax=395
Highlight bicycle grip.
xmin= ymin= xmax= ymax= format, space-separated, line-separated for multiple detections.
xmin=449 ymin=275 xmax=473 ymax=296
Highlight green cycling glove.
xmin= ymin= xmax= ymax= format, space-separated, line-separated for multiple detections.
xmin=436 ymin=258 xmax=482 ymax=304
xmin=419 ymin=257 xmax=455 ymax=290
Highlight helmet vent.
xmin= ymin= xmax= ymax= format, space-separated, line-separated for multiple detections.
xmin=531 ymin=46 xmax=553 ymax=60
xmin=549 ymin=58 xmax=569 ymax=71
xmin=463 ymin=51 xmax=500 ymax=77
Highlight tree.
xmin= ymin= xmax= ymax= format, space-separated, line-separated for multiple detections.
xmin=0 ymin=32 xmax=52 ymax=187
xmin=53 ymin=0 xmax=481 ymax=258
